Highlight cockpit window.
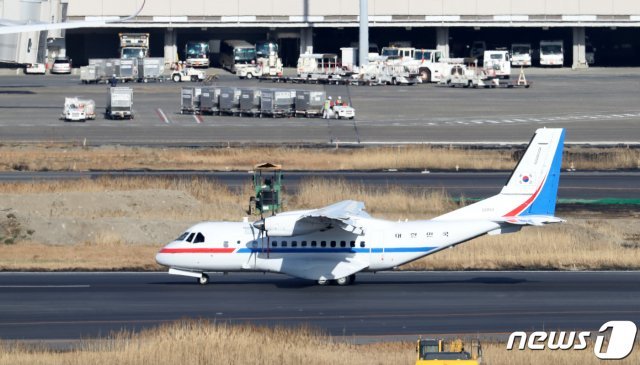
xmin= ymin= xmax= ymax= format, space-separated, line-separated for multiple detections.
xmin=176 ymin=232 xmax=189 ymax=241
xmin=186 ymin=232 xmax=196 ymax=243
xmin=193 ymin=232 xmax=205 ymax=244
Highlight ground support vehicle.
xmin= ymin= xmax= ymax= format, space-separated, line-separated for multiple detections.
xmin=294 ymin=91 xmax=325 ymax=117
xmin=238 ymin=55 xmax=283 ymax=80
xmin=416 ymin=338 xmax=482 ymax=365
xmin=61 ymin=97 xmax=96 ymax=122
xmin=180 ymin=87 xmax=201 ymax=114
xmin=324 ymin=105 xmax=355 ymax=120
xmin=511 ymin=43 xmax=532 ymax=67
xmin=185 ymin=41 xmax=210 ymax=68
xmin=259 ymin=89 xmax=295 ymax=118
xmin=483 ymin=50 xmax=511 ymax=79
xmin=119 ymin=33 xmax=149 ymax=60
xmin=539 ymin=40 xmax=564 ymax=67
xmin=25 ymin=63 xmax=46 ymax=74
xmin=139 ymin=58 xmax=165 ymax=82
xmin=239 ymin=89 xmax=261 ymax=117
xmin=106 ymin=87 xmax=133 ymax=120
xmin=220 ymin=40 xmax=256 ymax=73
xmin=248 ymin=163 xmax=283 ymax=216
xmin=171 ymin=68 xmax=205 ymax=82
xmin=357 ymin=59 xmax=419 ymax=86
xmin=199 ymin=87 xmax=221 ymax=115
xmin=219 ymin=87 xmax=242 ymax=116
xmin=405 ymin=49 xmax=450 ymax=83
xmin=440 ymin=61 xmax=530 ymax=89
xmin=80 ymin=65 xmax=100 ymax=84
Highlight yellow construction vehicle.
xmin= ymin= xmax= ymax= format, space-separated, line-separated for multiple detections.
xmin=415 ymin=338 xmax=482 ymax=365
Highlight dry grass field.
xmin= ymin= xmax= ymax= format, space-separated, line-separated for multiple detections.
xmin=1 ymin=321 xmax=638 ymax=365
xmin=1 ymin=143 xmax=639 ymax=172
xmin=1 ymin=177 xmax=638 ymax=271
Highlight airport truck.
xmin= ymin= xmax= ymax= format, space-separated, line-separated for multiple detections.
xmin=511 ymin=43 xmax=532 ymax=67
xmin=539 ymin=40 xmax=564 ymax=67
xmin=405 ymin=49 xmax=449 ymax=83
xmin=483 ymin=50 xmax=511 ymax=79
xmin=106 ymin=87 xmax=134 ymax=120
xmin=120 ymin=33 xmax=150 ymax=60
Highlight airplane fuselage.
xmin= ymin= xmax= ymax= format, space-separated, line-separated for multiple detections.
xmin=156 ymin=218 xmax=500 ymax=275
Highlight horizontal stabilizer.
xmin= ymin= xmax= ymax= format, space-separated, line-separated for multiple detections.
xmin=495 ymin=215 xmax=566 ymax=226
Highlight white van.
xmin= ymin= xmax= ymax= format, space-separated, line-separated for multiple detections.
xmin=539 ymin=40 xmax=564 ymax=67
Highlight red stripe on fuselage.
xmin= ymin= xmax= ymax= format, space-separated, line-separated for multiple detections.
xmin=159 ymin=248 xmax=235 ymax=254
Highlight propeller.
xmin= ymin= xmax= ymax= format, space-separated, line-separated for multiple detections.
xmin=253 ymin=213 xmax=270 ymax=258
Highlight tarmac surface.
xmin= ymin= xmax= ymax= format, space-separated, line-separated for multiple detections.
xmin=1 ymin=271 xmax=639 ymax=342
xmin=1 ymin=68 xmax=640 ymax=145
xmin=0 ymin=170 xmax=638 ymax=200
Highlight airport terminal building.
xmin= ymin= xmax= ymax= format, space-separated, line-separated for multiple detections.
xmin=2 ymin=0 xmax=640 ymax=67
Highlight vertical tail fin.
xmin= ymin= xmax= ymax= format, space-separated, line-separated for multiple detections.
xmin=434 ymin=128 xmax=565 ymax=221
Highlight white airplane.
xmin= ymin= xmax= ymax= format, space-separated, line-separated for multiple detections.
xmin=156 ymin=128 xmax=566 ymax=286
xmin=0 ymin=0 xmax=145 ymax=35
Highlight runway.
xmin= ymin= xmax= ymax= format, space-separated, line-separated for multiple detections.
xmin=1 ymin=170 xmax=639 ymax=201
xmin=1 ymin=271 xmax=640 ymax=342
xmin=1 ymin=70 xmax=640 ymax=145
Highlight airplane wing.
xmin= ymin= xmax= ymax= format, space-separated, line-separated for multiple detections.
xmin=0 ymin=0 xmax=145 ymax=35
xmin=279 ymin=256 xmax=369 ymax=281
xmin=297 ymin=200 xmax=370 ymax=235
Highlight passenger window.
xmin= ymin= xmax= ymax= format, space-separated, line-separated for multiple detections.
xmin=340 ymin=241 xmax=346 ymax=247
xmin=237 ymin=240 xmax=241 ymax=244
xmin=223 ymin=240 xmax=229 ymax=247
xmin=186 ymin=232 xmax=195 ymax=243
xmin=301 ymin=241 xmax=307 ymax=247
xmin=360 ymin=241 xmax=366 ymax=247
xmin=292 ymin=241 xmax=297 ymax=247
xmin=193 ymin=232 xmax=205 ymax=244
xmin=282 ymin=241 xmax=287 ymax=247
xmin=311 ymin=241 xmax=317 ymax=247
xmin=330 ymin=241 xmax=336 ymax=247
xmin=272 ymin=241 xmax=277 ymax=247
xmin=350 ymin=241 xmax=355 ymax=248
xmin=321 ymin=241 xmax=327 ymax=247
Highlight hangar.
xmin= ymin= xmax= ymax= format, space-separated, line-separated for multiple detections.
xmin=2 ymin=0 xmax=640 ymax=67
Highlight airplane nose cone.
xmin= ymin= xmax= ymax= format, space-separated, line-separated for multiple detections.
xmin=155 ymin=249 xmax=171 ymax=267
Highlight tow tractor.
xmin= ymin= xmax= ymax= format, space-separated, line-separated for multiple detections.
xmin=248 ymin=163 xmax=283 ymax=216
xmin=172 ymin=67 xmax=206 ymax=82
xmin=416 ymin=338 xmax=482 ymax=365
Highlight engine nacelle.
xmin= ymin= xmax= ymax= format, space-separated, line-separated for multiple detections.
xmin=263 ymin=215 xmax=328 ymax=237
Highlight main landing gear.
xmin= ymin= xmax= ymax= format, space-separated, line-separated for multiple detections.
xmin=317 ymin=274 xmax=356 ymax=286
xmin=197 ymin=273 xmax=210 ymax=285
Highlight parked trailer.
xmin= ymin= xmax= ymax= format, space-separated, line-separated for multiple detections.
xmin=295 ymin=90 xmax=326 ymax=117
xmin=180 ymin=87 xmax=201 ymax=114
xmin=260 ymin=89 xmax=295 ymax=118
xmin=219 ymin=87 xmax=241 ymax=115
xmin=106 ymin=87 xmax=134 ymax=119
xmin=200 ymin=87 xmax=221 ymax=115
xmin=239 ymin=89 xmax=261 ymax=117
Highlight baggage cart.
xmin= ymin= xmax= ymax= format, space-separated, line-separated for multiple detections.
xmin=180 ymin=87 xmax=202 ymax=114
xmin=239 ymin=88 xmax=261 ymax=117
xmin=80 ymin=65 xmax=99 ymax=84
xmin=106 ymin=87 xmax=134 ymax=120
xmin=140 ymin=57 xmax=165 ymax=82
xmin=119 ymin=58 xmax=138 ymax=81
xmin=200 ymin=87 xmax=221 ymax=115
xmin=294 ymin=90 xmax=325 ymax=117
xmin=260 ymin=89 xmax=295 ymax=118
xmin=219 ymin=87 xmax=241 ymax=115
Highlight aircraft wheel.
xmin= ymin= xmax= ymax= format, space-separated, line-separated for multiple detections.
xmin=335 ymin=276 xmax=350 ymax=286
xmin=198 ymin=274 xmax=210 ymax=285
xmin=317 ymin=278 xmax=330 ymax=286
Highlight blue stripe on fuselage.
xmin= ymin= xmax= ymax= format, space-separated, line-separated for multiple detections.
xmin=236 ymin=246 xmax=437 ymax=254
